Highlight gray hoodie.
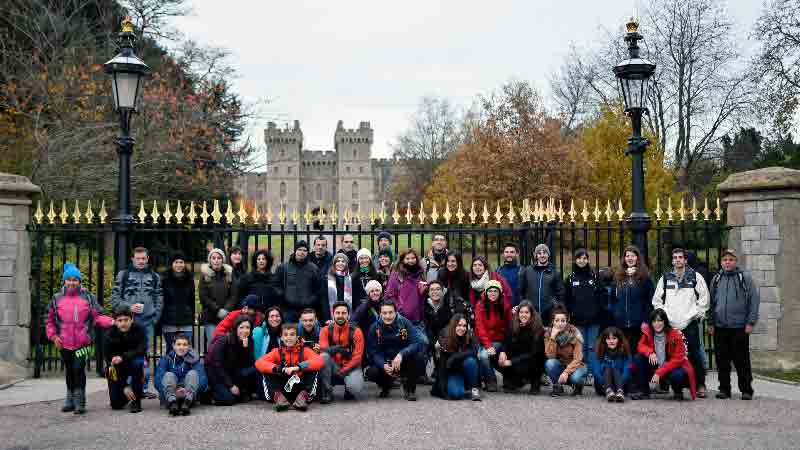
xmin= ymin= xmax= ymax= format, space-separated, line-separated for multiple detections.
xmin=710 ymin=268 xmax=759 ymax=328
xmin=111 ymin=265 xmax=163 ymax=327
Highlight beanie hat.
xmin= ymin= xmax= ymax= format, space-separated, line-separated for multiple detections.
xmin=63 ymin=263 xmax=81 ymax=282
xmin=377 ymin=231 xmax=392 ymax=243
xmin=357 ymin=248 xmax=372 ymax=261
xmin=365 ymin=280 xmax=383 ymax=293
xmin=294 ymin=240 xmax=309 ymax=252
xmin=333 ymin=253 xmax=349 ymax=266
xmin=207 ymin=248 xmax=226 ymax=264
xmin=241 ymin=294 xmax=260 ymax=310
xmin=171 ymin=252 xmax=187 ymax=263
xmin=486 ymin=279 xmax=503 ymax=293
xmin=574 ymin=248 xmax=588 ymax=260
xmin=534 ymin=244 xmax=551 ymax=257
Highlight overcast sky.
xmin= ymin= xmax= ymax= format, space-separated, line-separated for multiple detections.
xmin=170 ymin=1 xmax=763 ymax=166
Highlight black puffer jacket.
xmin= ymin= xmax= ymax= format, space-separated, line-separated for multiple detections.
xmin=275 ymin=255 xmax=321 ymax=314
xmin=519 ymin=264 xmax=565 ymax=322
xmin=104 ymin=322 xmax=147 ymax=364
xmin=565 ymin=266 xmax=604 ymax=326
xmin=237 ymin=270 xmax=280 ymax=312
xmin=199 ymin=263 xmax=235 ymax=325
xmin=160 ymin=270 xmax=195 ymax=327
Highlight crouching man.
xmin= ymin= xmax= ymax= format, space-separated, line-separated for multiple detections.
xmin=318 ymin=301 xmax=365 ymax=403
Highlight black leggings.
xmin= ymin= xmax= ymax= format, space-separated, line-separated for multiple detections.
xmin=61 ymin=349 xmax=87 ymax=390
xmin=603 ymin=367 xmax=623 ymax=391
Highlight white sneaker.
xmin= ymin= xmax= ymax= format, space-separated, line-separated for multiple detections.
xmin=470 ymin=388 xmax=481 ymax=401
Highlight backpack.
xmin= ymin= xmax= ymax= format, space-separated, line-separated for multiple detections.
xmin=328 ymin=321 xmax=355 ymax=354
xmin=710 ymin=271 xmax=747 ymax=298
xmin=279 ymin=343 xmax=305 ymax=367
xmin=661 ymin=269 xmax=700 ymax=304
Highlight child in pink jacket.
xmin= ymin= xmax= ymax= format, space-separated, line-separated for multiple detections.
xmin=46 ymin=263 xmax=113 ymax=414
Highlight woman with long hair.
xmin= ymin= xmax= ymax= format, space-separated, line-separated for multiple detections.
xmin=384 ymin=248 xmax=427 ymax=324
xmin=468 ymin=256 xmax=512 ymax=310
xmin=352 ymin=248 xmax=380 ymax=308
xmin=325 ymin=253 xmax=354 ymax=319
xmin=497 ymin=301 xmax=546 ymax=395
xmin=474 ymin=280 xmax=512 ymax=392
xmin=433 ymin=314 xmax=481 ymax=401
xmin=592 ymin=326 xmax=632 ymax=402
xmin=437 ymin=251 xmax=470 ymax=302
xmin=611 ymin=245 xmax=655 ymax=350
xmin=544 ymin=304 xmax=588 ymax=396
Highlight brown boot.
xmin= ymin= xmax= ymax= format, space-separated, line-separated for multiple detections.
xmin=292 ymin=390 xmax=309 ymax=411
xmin=273 ymin=392 xmax=289 ymax=412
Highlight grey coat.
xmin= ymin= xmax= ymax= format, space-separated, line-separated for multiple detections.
xmin=111 ymin=265 xmax=163 ymax=326
xmin=710 ymin=268 xmax=760 ymax=328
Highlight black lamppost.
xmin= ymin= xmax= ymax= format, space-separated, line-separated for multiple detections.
xmin=614 ymin=18 xmax=656 ymax=259
xmin=104 ymin=17 xmax=151 ymax=273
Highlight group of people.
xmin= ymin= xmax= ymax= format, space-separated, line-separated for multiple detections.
xmin=45 ymin=231 xmax=760 ymax=416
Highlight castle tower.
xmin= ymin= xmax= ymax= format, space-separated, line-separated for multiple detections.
xmin=265 ymin=120 xmax=303 ymax=207
xmin=334 ymin=121 xmax=374 ymax=216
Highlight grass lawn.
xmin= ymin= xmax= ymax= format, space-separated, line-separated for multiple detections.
xmin=757 ymin=371 xmax=800 ymax=383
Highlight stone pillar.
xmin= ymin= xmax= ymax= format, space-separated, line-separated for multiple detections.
xmin=718 ymin=167 xmax=800 ymax=370
xmin=0 ymin=173 xmax=40 ymax=377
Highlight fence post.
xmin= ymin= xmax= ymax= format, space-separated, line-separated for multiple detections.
xmin=95 ymin=231 xmax=106 ymax=376
xmin=0 ymin=173 xmax=41 ymax=380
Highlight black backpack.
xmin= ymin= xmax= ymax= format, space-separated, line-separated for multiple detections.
xmin=328 ymin=321 xmax=355 ymax=353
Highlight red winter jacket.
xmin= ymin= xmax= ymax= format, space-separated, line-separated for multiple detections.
xmin=468 ymin=273 xmax=512 ymax=310
xmin=319 ymin=322 xmax=364 ymax=374
xmin=213 ymin=310 xmax=263 ymax=339
xmin=637 ymin=323 xmax=697 ymax=399
xmin=474 ymin=294 xmax=511 ymax=349
xmin=256 ymin=343 xmax=325 ymax=374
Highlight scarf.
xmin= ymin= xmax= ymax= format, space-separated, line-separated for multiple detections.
xmin=470 ymin=271 xmax=489 ymax=292
xmin=328 ymin=273 xmax=352 ymax=315
xmin=554 ymin=324 xmax=579 ymax=347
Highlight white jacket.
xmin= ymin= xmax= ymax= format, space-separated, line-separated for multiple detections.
xmin=652 ymin=268 xmax=710 ymax=330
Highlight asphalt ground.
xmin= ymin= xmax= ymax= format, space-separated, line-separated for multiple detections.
xmin=1 ymin=383 xmax=799 ymax=450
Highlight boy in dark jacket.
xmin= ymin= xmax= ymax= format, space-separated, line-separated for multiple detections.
xmin=256 ymin=324 xmax=325 ymax=412
xmin=519 ymin=244 xmax=565 ymax=324
xmin=365 ymin=301 xmax=428 ymax=401
xmin=104 ymin=306 xmax=147 ymax=413
xmin=154 ymin=334 xmax=208 ymax=416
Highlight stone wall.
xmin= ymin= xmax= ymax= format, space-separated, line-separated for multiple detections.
xmin=718 ymin=167 xmax=800 ymax=370
xmin=0 ymin=173 xmax=39 ymax=375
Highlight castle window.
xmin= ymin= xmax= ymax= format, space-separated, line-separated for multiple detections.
xmin=280 ymin=149 xmax=285 ymax=158
xmin=353 ymin=149 xmax=357 ymax=159
xmin=287 ymin=166 xmax=292 ymax=175
xmin=346 ymin=166 xmax=351 ymax=174
xmin=279 ymin=182 xmax=287 ymax=199
xmin=352 ymin=181 xmax=359 ymax=200
xmin=316 ymin=184 xmax=322 ymax=200
xmin=359 ymin=166 xmax=364 ymax=174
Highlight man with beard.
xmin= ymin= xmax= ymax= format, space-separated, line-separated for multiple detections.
xmin=422 ymin=234 xmax=448 ymax=283
xmin=496 ymin=243 xmax=522 ymax=307
xmin=338 ymin=234 xmax=359 ymax=273
xmin=318 ymin=302 xmax=365 ymax=403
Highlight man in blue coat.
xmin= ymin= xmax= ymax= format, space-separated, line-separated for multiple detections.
xmin=496 ymin=242 xmax=522 ymax=306
xmin=365 ymin=301 xmax=427 ymax=401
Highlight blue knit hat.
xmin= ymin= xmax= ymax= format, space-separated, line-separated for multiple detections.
xmin=241 ymin=294 xmax=260 ymax=310
xmin=63 ymin=263 xmax=81 ymax=281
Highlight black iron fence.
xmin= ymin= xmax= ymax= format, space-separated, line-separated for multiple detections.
xmin=28 ymin=197 xmax=729 ymax=377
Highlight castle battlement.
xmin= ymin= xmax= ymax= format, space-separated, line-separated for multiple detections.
xmin=334 ymin=120 xmax=373 ymax=143
xmin=265 ymin=120 xmax=303 ymax=144
xmin=301 ymin=150 xmax=338 ymax=161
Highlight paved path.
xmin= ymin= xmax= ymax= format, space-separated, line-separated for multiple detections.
xmin=0 ymin=375 xmax=799 ymax=450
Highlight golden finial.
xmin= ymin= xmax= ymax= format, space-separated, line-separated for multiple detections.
xmin=379 ymin=201 xmax=387 ymax=225
xmin=175 ymin=200 xmax=185 ymax=223
xmin=548 ymin=198 xmax=556 ymax=223
xmin=532 ymin=199 xmax=540 ymax=223
xmin=690 ymin=197 xmax=699 ymax=221
xmin=678 ymin=197 xmax=686 ymax=222
xmin=626 ymin=17 xmax=639 ymax=33
xmin=163 ymin=200 xmax=173 ymax=223
xmin=506 ymin=200 xmax=516 ymax=224
xmin=47 ymin=201 xmax=56 ymax=224
xmin=121 ymin=16 xmax=135 ymax=34
xmin=72 ymin=200 xmax=82 ymax=224
xmin=417 ymin=202 xmax=426 ymax=225
xmin=702 ymin=197 xmax=711 ymax=221
xmin=329 ymin=203 xmax=338 ymax=225
xmin=237 ymin=200 xmax=248 ymax=225
xmin=152 ymin=200 xmax=161 ymax=223
xmin=593 ymin=199 xmax=601 ymax=222
xmin=304 ymin=203 xmax=313 ymax=226
xmin=225 ymin=200 xmax=235 ymax=224
xmin=714 ymin=197 xmax=722 ymax=221
xmin=250 ymin=202 xmax=260 ymax=224
xmin=430 ymin=202 xmax=440 ymax=225
xmin=136 ymin=200 xmax=147 ymax=223
xmin=581 ymin=200 xmax=590 ymax=223
xmin=456 ymin=201 xmax=465 ymax=224
xmin=317 ymin=203 xmax=326 ymax=225
xmin=265 ymin=203 xmax=273 ymax=225
xmin=443 ymin=201 xmax=452 ymax=225
xmin=343 ymin=207 xmax=352 ymax=225
xmin=481 ymin=200 xmax=490 ymax=224
xmin=654 ymin=198 xmax=663 ymax=221
xmin=666 ymin=197 xmax=674 ymax=222
xmin=199 ymin=201 xmax=209 ymax=224
xmin=520 ymin=199 xmax=531 ymax=223
xmin=85 ymin=200 xmax=95 ymax=224
xmin=405 ymin=202 xmax=413 ymax=225
xmin=59 ymin=200 xmax=69 ymax=224
xmin=99 ymin=200 xmax=108 ymax=224
xmin=392 ymin=202 xmax=401 ymax=225
xmin=369 ymin=207 xmax=377 ymax=226
xmin=468 ymin=201 xmax=478 ymax=224
xmin=210 ymin=200 xmax=222 ymax=224
xmin=568 ymin=199 xmax=577 ymax=223
xmin=604 ymin=200 xmax=614 ymax=222
xmin=188 ymin=201 xmax=197 ymax=224
xmin=291 ymin=206 xmax=300 ymax=226
xmin=494 ymin=201 xmax=503 ymax=225
xmin=558 ymin=199 xmax=565 ymax=223
xmin=616 ymin=199 xmax=625 ymax=222
xmin=34 ymin=200 xmax=44 ymax=225
xmin=278 ymin=202 xmax=286 ymax=225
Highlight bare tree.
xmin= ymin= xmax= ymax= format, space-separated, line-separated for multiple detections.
xmin=121 ymin=0 xmax=191 ymax=41
xmin=751 ymin=0 xmax=800 ymax=137
xmin=389 ymin=96 xmax=466 ymax=203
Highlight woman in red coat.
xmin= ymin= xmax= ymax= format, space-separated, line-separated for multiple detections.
xmin=468 ymin=256 xmax=512 ymax=310
xmin=474 ymin=280 xmax=512 ymax=392
xmin=631 ymin=309 xmax=697 ymax=400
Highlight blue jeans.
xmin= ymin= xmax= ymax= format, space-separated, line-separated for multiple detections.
xmin=576 ymin=324 xmax=600 ymax=373
xmin=204 ymin=324 xmax=217 ymax=351
xmin=682 ymin=319 xmax=706 ymax=388
xmin=545 ymin=359 xmax=588 ymax=386
xmin=447 ymin=356 xmax=479 ymax=399
xmin=477 ymin=342 xmax=503 ymax=381
xmin=140 ymin=323 xmax=154 ymax=393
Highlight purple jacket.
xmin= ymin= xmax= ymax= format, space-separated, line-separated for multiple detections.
xmin=385 ymin=269 xmax=425 ymax=322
